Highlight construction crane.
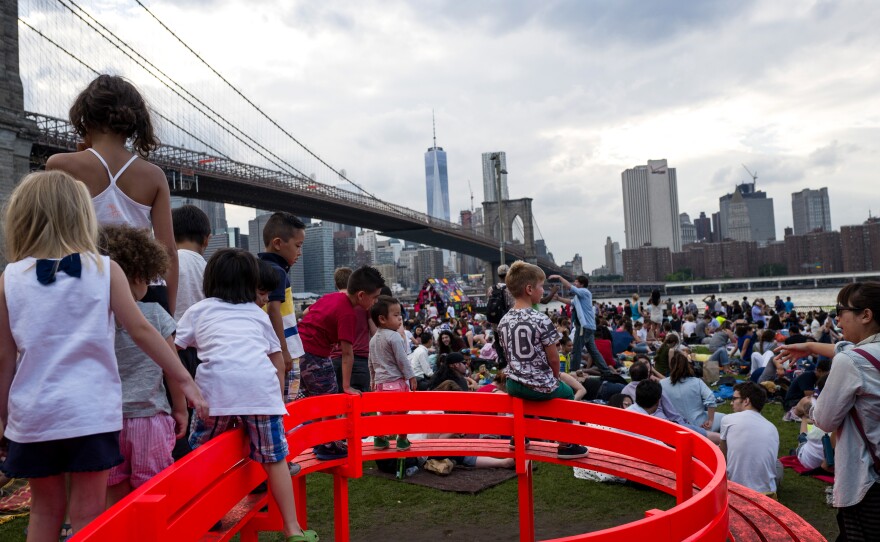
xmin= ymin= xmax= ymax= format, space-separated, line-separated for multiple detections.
xmin=467 ymin=179 xmax=474 ymax=212
xmin=742 ymin=164 xmax=758 ymax=184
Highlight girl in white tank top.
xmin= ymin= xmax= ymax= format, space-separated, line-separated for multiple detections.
xmin=0 ymin=171 xmax=207 ymax=539
xmin=46 ymin=74 xmax=180 ymax=315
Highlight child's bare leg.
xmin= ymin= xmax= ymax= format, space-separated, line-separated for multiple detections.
xmin=264 ymin=460 xmax=303 ymax=537
xmin=28 ymin=474 xmax=67 ymax=542
xmin=107 ymin=480 xmax=133 ymax=507
xmin=68 ymin=470 xmax=110 ymax=533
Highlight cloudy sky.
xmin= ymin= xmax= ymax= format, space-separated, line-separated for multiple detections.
xmin=20 ymin=0 xmax=880 ymax=270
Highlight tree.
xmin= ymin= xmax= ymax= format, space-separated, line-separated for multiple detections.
xmin=665 ymin=268 xmax=693 ymax=282
xmin=759 ymin=263 xmax=787 ymax=277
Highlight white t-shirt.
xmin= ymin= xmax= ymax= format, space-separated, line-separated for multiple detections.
xmin=174 ymin=249 xmax=206 ymax=322
xmin=720 ymin=409 xmax=780 ymax=493
xmin=798 ymin=426 xmax=827 ymax=471
xmin=175 ymin=298 xmax=285 ymax=416
xmin=682 ymin=321 xmax=696 ymax=338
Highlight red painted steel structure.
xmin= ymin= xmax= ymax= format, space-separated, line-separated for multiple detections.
xmin=73 ymin=392 xmax=819 ymax=541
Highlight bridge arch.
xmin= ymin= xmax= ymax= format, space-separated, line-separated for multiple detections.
xmin=482 ymin=198 xmax=536 ymax=265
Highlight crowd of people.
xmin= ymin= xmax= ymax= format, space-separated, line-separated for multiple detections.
xmin=0 ymin=73 xmax=877 ymax=542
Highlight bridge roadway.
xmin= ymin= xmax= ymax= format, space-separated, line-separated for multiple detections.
xmin=25 ymin=112 xmax=569 ymax=279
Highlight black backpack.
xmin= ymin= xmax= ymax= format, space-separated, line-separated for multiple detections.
xmin=486 ymin=284 xmax=510 ymax=325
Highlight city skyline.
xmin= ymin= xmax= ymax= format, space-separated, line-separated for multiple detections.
xmin=23 ymin=1 xmax=880 ymax=271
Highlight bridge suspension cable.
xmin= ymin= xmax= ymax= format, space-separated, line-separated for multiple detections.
xmin=43 ymin=0 xmax=311 ymax=179
xmin=132 ymin=0 xmax=379 ymax=201
xmin=17 ymin=16 xmax=229 ymax=159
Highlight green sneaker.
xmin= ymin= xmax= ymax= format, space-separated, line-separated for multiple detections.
xmin=395 ymin=436 xmax=412 ymax=451
xmin=373 ymin=436 xmax=390 ymax=450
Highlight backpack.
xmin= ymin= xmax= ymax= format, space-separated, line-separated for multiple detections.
xmin=486 ymin=284 xmax=510 ymax=325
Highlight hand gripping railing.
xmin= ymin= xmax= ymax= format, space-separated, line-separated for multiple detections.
xmin=75 ymin=392 xmax=729 ymax=541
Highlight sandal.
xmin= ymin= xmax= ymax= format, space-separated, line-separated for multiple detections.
xmin=286 ymin=529 xmax=319 ymax=542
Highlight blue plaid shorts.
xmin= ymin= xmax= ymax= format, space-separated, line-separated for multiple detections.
xmin=189 ymin=414 xmax=288 ymax=464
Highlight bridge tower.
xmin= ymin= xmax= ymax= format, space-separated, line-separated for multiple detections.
xmin=0 ymin=0 xmax=38 ymax=268
xmin=482 ymin=197 xmax=536 ymax=275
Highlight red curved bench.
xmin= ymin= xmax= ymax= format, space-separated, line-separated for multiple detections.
xmin=73 ymin=392 xmax=824 ymax=541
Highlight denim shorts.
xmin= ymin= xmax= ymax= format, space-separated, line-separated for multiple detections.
xmin=2 ymin=431 xmax=123 ymax=478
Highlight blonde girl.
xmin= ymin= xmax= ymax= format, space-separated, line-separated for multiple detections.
xmin=47 ymin=74 xmax=179 ymax=314
xmin=0 ymin=171 xmax=206 ymax=541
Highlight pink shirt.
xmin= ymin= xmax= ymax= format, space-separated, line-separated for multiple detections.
xmin=298 ymin=292 xmax=356 ymax=357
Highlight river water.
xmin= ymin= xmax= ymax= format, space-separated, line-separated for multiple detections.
xmin=543 ymin=286 xmax=842 ymax=312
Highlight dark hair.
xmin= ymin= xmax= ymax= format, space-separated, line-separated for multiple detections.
xmin=348 ymin=266 xmax=385 ymax=295
xmin=257 ymin=259 xmax=280 ymax=293
xmin=262 ymin=212 xmax=305 ymax=248
xmin=734 ymin=381 xmax=767 ymax=412
xmin=203 ymin=248 xmax=258 ymax=304
xmin=607 ymin=393 xmax=630 ymax=409
xmin=635 ymin=379 xmax=662 ymax=409
xmin=370 ymin=295 xmax=400 ymax=325
xmin=817 ymin=358 xmax=832 ymax=373
xmin=816 ymin=374 xmax=828 ymax=392
xmin=837 ymin=282 xmax=880 ymax=325
xmin=99 ymin=224 xmax=168 ymax=283
xmin=575 ymin=275 xmax=589 ymax=287
xmin=69 ymin=75 xmax=159 ymax=157
xmin=379 ymin=285 xmax=393 ymax=297
xmin=433 ymin=380 xmax=463 ymax=392
xmin=333 ymin=267 xmax=353 ymax=290
xmin=629 ymin=361 xmax=651 ymax=382
xmin=668 ymin=351 xmax=694 ymax=385
xmin=650 ymin=289 xmax=661 ymax=306
xmin=172 ymin=204 xmax=211 ymax=245
xmin=419 ymin=332 xmax=433 ymax=345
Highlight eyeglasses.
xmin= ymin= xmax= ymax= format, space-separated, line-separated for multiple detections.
xmin=836 ymin=305 xmax=864 ymax=314
xmin=732 ymin=395 xmax=743 ymax=402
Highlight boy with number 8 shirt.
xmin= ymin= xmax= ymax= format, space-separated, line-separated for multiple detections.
xmin=497 ymin=261 xmax=589 ymax=459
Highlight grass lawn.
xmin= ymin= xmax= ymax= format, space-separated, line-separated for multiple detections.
xmin=0 ymin=401 xmax=838 ymax=540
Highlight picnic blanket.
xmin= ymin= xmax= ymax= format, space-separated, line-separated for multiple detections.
xmin=365 ymin=465 xmax=516 ymax=494
xmin=0 ymin=478 xmax=30 ymax=525
xmin=779 ymin=455 xmax=834 ymax=484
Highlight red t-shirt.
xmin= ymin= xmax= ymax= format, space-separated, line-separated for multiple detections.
xmin=329 ymin=305 xmax=370 ymax=359
xmin=298 ymin=292 xmax=357 ymax=357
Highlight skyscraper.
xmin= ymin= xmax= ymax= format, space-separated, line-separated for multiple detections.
xmin=792 ymin=187 xmax=831 ymax=235
xmin=718 ymin=182 xmax=776 ymax=245
xmin=680 ymin=213 xmax=697 ymax=246
xmin=247 ymin=211 xmax=274 ymax=256
xmin=621 ymin=159 xmax=682 ymax=252
xmin=170 ymin=197 xmax=227 ymax=232
xmin=424 ymin=114 xmax=450 ymax=222
xmin=694 ymin=212 xmax=712 ymax=242
xmin=303 ymin=222 xmax=335 ymax=295
xmin=604 ymin=237 xmax=622 ymax=276
xmin=481 ymin=152 xmax=509 ymax=203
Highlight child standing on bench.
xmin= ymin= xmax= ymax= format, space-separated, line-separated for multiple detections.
xmin=497 ymin=261 xmax=589 ymax=459
xmin=177 ymin=249 xmax=316 ymax=542
xmin=0 ymin=171 xmax=206 ymax=540
xmin=368 ymin=295 xmax=417 ymax=451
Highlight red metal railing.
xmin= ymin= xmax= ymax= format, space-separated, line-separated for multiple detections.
xmin=74 ymin=392 xmax=729 ymax=541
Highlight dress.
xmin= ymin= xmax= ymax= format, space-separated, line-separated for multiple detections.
xmin=3 ymin=255 xmax=120 ymax=442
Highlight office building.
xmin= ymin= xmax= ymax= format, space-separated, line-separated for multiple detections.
xmin=247 ymin=211 xmax=273 ymax=255
xmin=604 ymin=237 xmax=623 ymax=276
xmin=204 ymin=227 xmax=243 ymax=261
xmin=694 ymin=212 xmax=712 ymax=242
xmin=302 ymin=222 xmax=335 ymax=295
xmin=171 ymin=197 xmax=227 ymax=232
xmin=425 ymin=119 xmax=450 ymax=222
xmin=680 ymin=213 xmax=697 ymax=247
xmin=622 ymin=246 xmax=673 ymax=282
xmin=357 ymin=229 xmax=378 ymax=263
xmin=792 ymin=188 xmax=832 ymax=235
xmin=718 ymin=182 xmax=776 ymax=245
xmin=621 ymin=159 xmax=682 ymax=252
xmin=481 ymin=152 xmax=509 ymax=203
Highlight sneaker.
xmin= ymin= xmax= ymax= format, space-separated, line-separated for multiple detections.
xmin=289 ymin=462 xmax=302 ymax=476
xmin=373 ymin=436 xmax=390 ymax=450
xmin=508 ymin=437 xmax=531 ymax=449
xmin=395 ymin=436 xmax=412 ymax=451
xmin=314 ymin=442 xmax=348 ymax=460
xmin=557 ymin=444 xmax=589 ymax=459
